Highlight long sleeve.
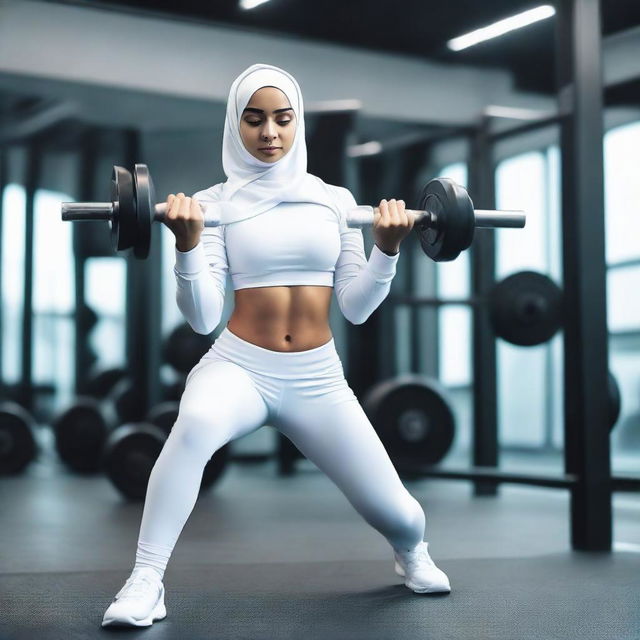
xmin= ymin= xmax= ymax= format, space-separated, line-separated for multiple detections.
xmin=333 ymin=187 xmax=400 ymax=325
xmin=173 ymin=224 xmax=228 ymax=335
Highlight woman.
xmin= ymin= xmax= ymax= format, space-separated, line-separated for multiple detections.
xmin=102 ymin=63 xmax=451 ymax=629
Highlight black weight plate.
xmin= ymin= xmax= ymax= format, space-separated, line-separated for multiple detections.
xmin=0 ymin=402 xmax=37 ymax=475
xmin=52 ymin=396 xmax=116 ymax=473
xmin=133 ymin=164 xmax=155 ymax=259
xmin=145 ymin=399 xmax=228 ymax=491
xmin=85 ymin=366 xmax=128 ymax=399
xmin=108 ymin=378 xmax=146 ymax=423
xmin=102 ymin=422 xmax=166 ymax=500
xmin=161 ymin=379 xmax=186 ymax=402
xmin=417 ymin=177 xmax=475 ymax=262
xmin=147 ymin=401 xmax=179 ymax=436
xmin=201 ymin=443 xmax=230 ymax=491
xmin=163 ymin=323 xmax=213 ymax=374
xmin=362 ymin=374 xmax=455 ymax=468
xmin=489 ymin=271 xmax=563 ymax=346
xmin=110 ymin=166 xmax=137 ymax=252
xmin=608 ymin=371 xmax=621 ymax=431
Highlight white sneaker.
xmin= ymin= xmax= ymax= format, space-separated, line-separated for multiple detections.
xmin=101 ymin=567 xmax=167 ymax=627
xmin=393 ymin=541 xmax=451 ymax=594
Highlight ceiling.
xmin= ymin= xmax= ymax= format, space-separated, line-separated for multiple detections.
xmin=46 ymin=0 xmax=640 ymax=94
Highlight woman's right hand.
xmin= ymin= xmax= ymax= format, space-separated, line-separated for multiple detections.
xmin=163 ymin=192 xmax=204 ymax=252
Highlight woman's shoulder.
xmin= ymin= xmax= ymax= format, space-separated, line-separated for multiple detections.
xmin=309 ymin=176 xmax=357 ymax=212
xmin=191 ymin=182 xmax=225 ymax=203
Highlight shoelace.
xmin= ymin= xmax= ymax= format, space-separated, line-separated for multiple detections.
xmin=119 ymin=574 xmax=159 ymax=599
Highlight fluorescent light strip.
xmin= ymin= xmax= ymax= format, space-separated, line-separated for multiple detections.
xmin=483 ymin=105 xmax=557 ymax=120
xmin=347 ymin=141 xmax=383 ymax=158
xmin=447 ymin=5 xmax=556 ymax=52
xmin=239 ymin=0 xmax=271 ymax=10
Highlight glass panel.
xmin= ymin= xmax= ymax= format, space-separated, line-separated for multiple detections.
xmin=435 ymin=162 xmax=471 ymax=387
xmin=85 ymin=258 xmax=126 ymax=369
xmin=33 ymin=190 xmax=74 ymax=314
xmin=604 ymin=121 xmax=640 ymax=264
xmin=439 ymin=306 xmax=472 ymax=386
xmin=495 ymin=152 xmax=547 ymax=278
xmin=2 ymin=184 xmax=26 ymax=384
xmin=32 ymin=189 xmax=75 ymax=413
xmin=607 ymin=265 xmax=640 ymax=332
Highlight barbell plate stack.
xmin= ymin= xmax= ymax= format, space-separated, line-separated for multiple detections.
xmin=417 ymin=177 xmax=476 ymax=262
xmin=110 ymin=165 xmax=137 ymax=252
xmin=133 ymin=164 xmax=155 ymax=259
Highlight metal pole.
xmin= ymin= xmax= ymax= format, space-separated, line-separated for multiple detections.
xmin=556 ymin=0 xmax=612 ymax=551
xmin=469 ymin=118 xmax=499 ymax=496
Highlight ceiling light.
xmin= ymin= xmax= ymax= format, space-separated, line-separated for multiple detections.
xmin=447 ymin=5 xmax=556 ymax=52
xmin=239 ymin=0 xmax=271 ymax=10
xmin=347 ymin=141 xmax=383 ymax=158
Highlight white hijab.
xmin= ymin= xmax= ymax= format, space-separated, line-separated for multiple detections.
xmin=209 ymin=63 xmax=345 ymax=226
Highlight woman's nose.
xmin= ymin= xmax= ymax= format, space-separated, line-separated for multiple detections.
xmin=262 ymin=121 xmax=277 ymax=139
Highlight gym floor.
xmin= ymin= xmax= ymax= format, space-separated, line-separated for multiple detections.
xmin=0 ymin=427 xmax=638 ymax=640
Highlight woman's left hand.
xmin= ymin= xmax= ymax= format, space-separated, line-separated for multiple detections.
xmin=372 ymin=198 xmax=415 ymax=255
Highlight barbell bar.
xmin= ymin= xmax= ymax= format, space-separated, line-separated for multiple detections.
xmin=60 ymin=164 xmax=525 ymax=261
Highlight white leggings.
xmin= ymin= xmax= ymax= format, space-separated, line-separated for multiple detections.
xmin=134 ymin=326 xmax=426 ymax=578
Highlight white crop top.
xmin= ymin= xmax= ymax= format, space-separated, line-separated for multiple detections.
xmin=173 ymin=185 xmax=400 ymax=334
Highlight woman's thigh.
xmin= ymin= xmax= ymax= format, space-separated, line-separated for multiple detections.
xmin=173 ymin=358 xmax=270 ymax=457
xmin=274 ymin=385 xmax=413 ymax=518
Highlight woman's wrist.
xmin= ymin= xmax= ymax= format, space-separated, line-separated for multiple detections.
xmin=375 ymin=243 xmax=400 ymax=256
xmin=176 ymin=237 xmax=200 ymax=253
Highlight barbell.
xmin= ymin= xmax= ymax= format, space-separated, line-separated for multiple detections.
xmin=61 ymin=164 xmax=525 ymax=261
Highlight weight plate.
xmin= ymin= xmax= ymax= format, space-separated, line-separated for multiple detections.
xmin=361 ymin=374 xmax=455 ymax=469
xmin=417 ymin=177 xmax=475 ymax=262
xmin=85 ymin=366 xmax=128 ymax=399
xmin=489 ymin=271 xmax=563 ymax=346
xmin=163 ymin=323 xmax=213 ymax=374
xmin=147 ymin=401 xmax=179 ymax=436
xmin=108 ymin=378 xmax=146 ymax=423
xmin=0 ymin=401 xmax=37 ymax=475
xmin=144 ymin=399 xmax=229 ymax=491
xmin=201 ymin=443 xmax=230 ymax=491
xmin=52 ymin=396 xmax=116 ymax=473
xmin=102 ymin=422 xmax=166 ymax=500
xmin=133 ymin=164 xmax=155 ymax=259
xmin=110 ymin=166 xmax=137 ymax=252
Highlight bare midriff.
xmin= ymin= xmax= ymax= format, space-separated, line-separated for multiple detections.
xmin=226 ymin=285 xmax=334 ymax=352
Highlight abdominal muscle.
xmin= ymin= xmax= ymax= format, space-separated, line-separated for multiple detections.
xmin=226 ymin=285 xmax=334 ymax=352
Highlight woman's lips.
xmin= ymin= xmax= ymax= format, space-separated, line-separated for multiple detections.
xmin=259 ymin=147 xmax=281 ymax=155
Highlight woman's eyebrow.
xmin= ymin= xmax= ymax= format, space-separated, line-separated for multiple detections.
xmin=243 ymin=107 xmax=294 ymax=114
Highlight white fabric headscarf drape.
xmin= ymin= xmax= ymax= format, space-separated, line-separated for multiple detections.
xmin=209 ymin=63 xmax=346 ymax=226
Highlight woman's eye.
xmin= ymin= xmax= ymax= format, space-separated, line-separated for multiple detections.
xmin=246 ymin=119 xmax=292 ymax=127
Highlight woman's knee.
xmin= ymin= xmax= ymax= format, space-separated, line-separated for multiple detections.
xmin=170 ymin=408 xmax=230 ymax=455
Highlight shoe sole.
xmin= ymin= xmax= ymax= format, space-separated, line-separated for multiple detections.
xmin=101 ymin=600 xmax=167 ymax=627
xmin=406 ymin=580 xmax=451 ymax=594
xmin=395 ymin=560 xmax=451 ymax=594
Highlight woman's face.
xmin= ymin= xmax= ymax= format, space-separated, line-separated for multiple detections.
xmin=239 ymin=86 xmax=297 ymax=163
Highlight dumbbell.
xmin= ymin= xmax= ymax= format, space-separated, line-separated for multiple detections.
xmin=102 ymin=401 xmax=229 ymax=500
xmin=60 ymin=164 xmax=525 ymax=262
